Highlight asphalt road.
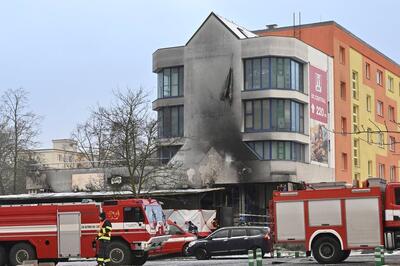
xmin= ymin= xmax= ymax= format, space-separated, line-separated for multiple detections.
xmin=58 ymin=253 xmax=400 ymax=265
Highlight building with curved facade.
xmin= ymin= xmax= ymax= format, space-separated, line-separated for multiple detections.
xmin=153 ymin=13 xmax=335 ymax=216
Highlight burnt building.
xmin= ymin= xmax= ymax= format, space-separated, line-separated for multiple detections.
xmin=152 ymin=13 xmax=335 ymax=221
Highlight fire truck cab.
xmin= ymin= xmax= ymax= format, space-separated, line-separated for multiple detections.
xmin=271 ymin=179 xmax=400 ymax=264
xmin=0 ymin=198 xmax=169 ymax=266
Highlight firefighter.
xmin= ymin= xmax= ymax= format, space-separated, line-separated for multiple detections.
xmin=97 ymin=212 xmax=112 ymax=266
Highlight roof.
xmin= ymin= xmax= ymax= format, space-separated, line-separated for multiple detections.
xmin=186 ymin=12 xmax=258 ymax=45
xmin=254 ymin=21 xmax=400 ymax=69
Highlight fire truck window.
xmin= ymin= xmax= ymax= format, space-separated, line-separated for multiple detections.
xmin=169 ymin=224 xmax=182 ymax=235
xmin=395 ymin=188 xmax=400 ymax=205
xmin=124 ymin=207 xmax=144 ymax=223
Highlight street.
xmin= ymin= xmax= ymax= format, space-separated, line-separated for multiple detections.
xmin=58 ymin=252 xmax=400 ymax=266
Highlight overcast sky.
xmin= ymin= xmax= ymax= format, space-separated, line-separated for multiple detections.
xmin=0 ymin=0 xmax=399 ymax=147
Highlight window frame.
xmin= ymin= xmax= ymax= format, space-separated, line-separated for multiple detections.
xmin=157 ymin=66 xmax=184 ymax=99
xmin=244 ymin=57 xmax=304 ymax=92
xmin=158 ymin=105 xmax=184 ymax=138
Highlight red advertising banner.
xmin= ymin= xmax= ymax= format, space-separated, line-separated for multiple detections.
xmin=309 ymin=65 xmax=328 ymax=124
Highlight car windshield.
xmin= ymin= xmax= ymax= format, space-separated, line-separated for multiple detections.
xmin=145 ymin=205 xmax=165 ymax=223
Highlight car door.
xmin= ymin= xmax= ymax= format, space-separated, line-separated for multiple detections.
xmin=206 ymin=228 xmax=230 ymax=255
xmin=227 ymin=228 xmax=248 ymax=254
xmin=162 ymin=223 xmax=186 ymax=254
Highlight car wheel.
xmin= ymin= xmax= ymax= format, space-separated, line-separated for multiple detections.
xmin=312 ymin=236 xmax=342 ymax=264
xmin=0 ymin=245 xmax=7 ymax=266
xmin=182 ymin=243 xmax=190 ymax=256
xmin=107 ymin=241 xmax=133 ymax=266
xmin=9 ymin=242 xmax=36 ymax=266
xmin=194 ymin=248 xmax=209 ymax=260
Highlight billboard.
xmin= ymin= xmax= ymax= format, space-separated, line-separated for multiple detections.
xmin=309 ymin=65 xmax=329 ymax=165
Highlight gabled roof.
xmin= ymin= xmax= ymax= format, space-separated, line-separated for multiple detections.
xmin=186 ymin=12 xmax=258 ymax=45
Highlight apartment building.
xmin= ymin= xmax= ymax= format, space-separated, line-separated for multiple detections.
xmin=258 ymin=21 xmax=400 ymax=185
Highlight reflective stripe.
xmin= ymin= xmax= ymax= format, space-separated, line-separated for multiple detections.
xmin=99 ymin=236 xmax=110 ymax=240
xmin=106 ymin=226 xmax=112 ymax=230
xmin=97 ymin=258 xmax=104 ymax=262
xmin=104 ymin=259 xmax=111 ymax=262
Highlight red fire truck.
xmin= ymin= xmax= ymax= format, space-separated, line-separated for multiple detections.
xmin=0 ymin=198 xmax=169 ymax=266
xmin=270 ymin=178 xmax=400 ymax=264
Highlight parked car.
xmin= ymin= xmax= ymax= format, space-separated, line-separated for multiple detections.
xmin=150 ymin=220 xmax=197 ymax=256
xmin=186 ymin=226 xmax=271 ymax=260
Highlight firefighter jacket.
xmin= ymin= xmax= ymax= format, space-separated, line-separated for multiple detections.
xmin=98 ymin=219 xmax=112 ymax=241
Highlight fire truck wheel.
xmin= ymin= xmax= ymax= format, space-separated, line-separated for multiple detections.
xmin=9 ymin=242 xmax=36 ymax=266
xmin=312 ymin=236 xmax=341 ymax=264
xmin=107 ymin=241 xmax=132 ymax=266
xmin=131 ymin=251 xmax=148 ymax=266
xmin=194 ymin=248 xmax=209 ymax=260
xmin=339 ymin=250 xmax=351 ymax=262
xmin=0 ymin=245 xmax=6 ymax=266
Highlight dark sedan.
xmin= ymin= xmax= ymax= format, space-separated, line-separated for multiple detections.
xmin=186 ymin=226 xmax=271 ymax=260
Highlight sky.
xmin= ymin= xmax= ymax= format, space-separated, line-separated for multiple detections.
xmin=0 ymin=0 xmax=399 ymax=147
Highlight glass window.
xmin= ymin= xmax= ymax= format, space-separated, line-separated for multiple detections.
xmin=244 ymin=57 xmax=303 ymax=91
xmin=158 ymin=67 xmax=184 ymax=98
xmin=261 ymin=58 xmax=269 ymax=89
xmin=145 ymin=205 xmax=165 ymax=223
xmin=212 ymin=229 xmax=229 ymax=239
xmin=159 ymin=145 xmax=181 ymax=164
xmin=231 ymin=229 xmax=247 ymax=237
xmin=169 ymin=224 xmax=183 ymax=235
xmin=395 ymin=188 xmax=400 ymax=205
xmin=262 ymin=100 xmax=269 ymax=130
xmin=254 ymin=142 xmax=263 ymax=158
xmin=284 ymin=58 xmax=291 ymax=88
xmin=245 ymin=60 xmax=252 ymax=90
xmin=253 ymin=59 xmax=261 ymax=89
xmin=253 ymin=100 xmax=261 ymax=130
xmin=247 ymin=141 xmax=304 ymax=162
xmin=124 ymin=207 xmax=145 ymax=223
xmin=158 ymin=106 xmax=184 ymax=138
xmin=248 ymin=228 xmax=262 ymax=236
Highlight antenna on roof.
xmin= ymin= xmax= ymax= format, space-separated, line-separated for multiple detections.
xmin=293 ymin=12 xmax=296 ymax=37
xmin=299 ymin=12 xmax=302 ymax=39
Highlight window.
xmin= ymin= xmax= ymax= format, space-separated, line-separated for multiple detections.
xmin=168 ymin=224 xmax=183 ymax=235
xmin=248 ymin=228 xmax=263 ymax=236
xmin=388 ymin=76 xmax=394 ymax=92
xmin=377 ymin=100 xmax=383 ymax=116
xmin=353 ymin=139 xmax=359 ymax=167
xmin=377 ymin=70 xmax=383 ymax=86
xmin=244 ymin=99 xmax=304 ymax=133
xmin=379 ymin=163 xmax=385 ymax=178
xmin=342 ymin=153 xmax=348 ymax=170
xmin=390 ymin=166 xmax=396 ymax=182
xmin=365 ymin=63 xmax=371 ymax=79
xmin=339 ymin=46 xmax=345 ymax=64
xmin=353 ymin=105 xmax=359 ymax=132
xmin=244 ymin=57 xmax=303 ymax=91
xmin=212 ymin=229 xmax=229 ymax=239
xmin=158 ymin=106 xmax=184 ymax=138
xmin=390 ymin=136 xmax=396 ymax=152
xmin=378 ymin=132 xmax=384 ymax=148
xmin=352 ymin=71 xmax=359 ymax=100
xmin=246 ymin=141 xmax=305 ymax=162
xmin=158 ymin=146 xmax=181 ymax=164
xmin=231 ymin=229 xmax=247 ymax=237
xmin=124 ymin=207 xmax=144 ymax=223
xmin=389 ymin=106 xmax=395 ymax=122
xmin=340 ymin=82 xmax=346 ymax=100
xmin=157 ymin=66 xmax=184 ymax=98
xmin=367 ymin=128 xmax=372 ymax=144
xmin=368 ymin=160 xmax=373 ymax=177
xmin=366 ymin=95 xmax=371 ymax=112
xmin=395 ymin=188 xmax=400 ymax=205
xmin=341 ymin=117 xmax=347 ymax=135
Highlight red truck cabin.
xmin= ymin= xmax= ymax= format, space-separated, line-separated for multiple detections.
xmin=272 ymin=187 xmax=384 ymax=252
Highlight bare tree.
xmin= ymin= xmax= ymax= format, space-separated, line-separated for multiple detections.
xmin=95 ymin=88 xmax=181 ymax=196
xmin=72 ymin=111 xmax=112 ymax=168
xmin=0 ymin=89 xmax=40 ymax=193
xmin=0 ymin=121 xmax=12 ymax=194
